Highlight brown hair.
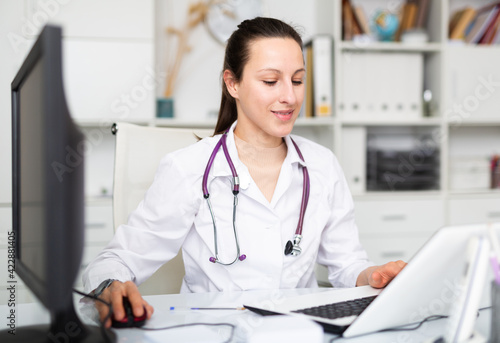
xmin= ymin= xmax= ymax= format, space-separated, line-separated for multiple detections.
xmin=213 ymin=17 xmax=303 ymax=135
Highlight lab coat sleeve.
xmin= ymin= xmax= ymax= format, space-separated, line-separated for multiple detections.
xmin=316 ymin=154 xmax=375 ymax=288
xmin=82 ymin=152 xmax=200 ymax=293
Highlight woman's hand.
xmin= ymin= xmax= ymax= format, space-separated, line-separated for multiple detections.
xmin=95 ymin=280 xmax=154 ymax=328
xmin=356 ymin=260 xmax=407 ymax=288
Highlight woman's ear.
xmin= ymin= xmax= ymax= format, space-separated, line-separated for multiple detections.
xmin=223 ymin=70 xmax=239 ymax=99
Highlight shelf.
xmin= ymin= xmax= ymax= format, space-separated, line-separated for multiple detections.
xmin=153 ymin=118 xmax=217 ymax=128
xmin=447 ymin=43 xmax=500 ymax=51
xmin=152 ymin=117 xmax=336 ymax=129
xmin=353 ymin=190 xmax=444 ymax=200
xmin=76 ymin=118 xmax=152 ymax=128
xmin=85 ymin=196 xmax=113 ymax=205
xmin=341 ymin=118 xmax=442 ymax=126
xmin=75 ymin=117 xmax=338 ymax=134
xmin=340 ymin=41 xmax=442 ymax=53
xmin=295 ymin=116 xmax=336 ymax=126
xmin=446 ymin=119 xmax=500 ymax=126
xmin=448 ymin=189 xmax=500 ymax=198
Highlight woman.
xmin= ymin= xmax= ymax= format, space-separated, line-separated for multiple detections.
xmin=83 ymin=17 xmax=406 ymax=327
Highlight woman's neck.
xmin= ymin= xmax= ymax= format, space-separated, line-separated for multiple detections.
xmin=234 ymin=134 xmax=287 ymax=203
xmin=233 ymin=122 xmax=284 ymax=148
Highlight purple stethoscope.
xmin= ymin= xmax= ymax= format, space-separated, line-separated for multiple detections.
xmin=202 ymin=130 xmax=310 ymax=265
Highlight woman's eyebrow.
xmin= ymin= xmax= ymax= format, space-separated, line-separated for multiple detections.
xmin=257 ymin=68 xmax=306 ymax=75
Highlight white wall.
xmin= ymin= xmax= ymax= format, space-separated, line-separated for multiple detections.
xmin=155 ymin=0 xmax=322 ymax=121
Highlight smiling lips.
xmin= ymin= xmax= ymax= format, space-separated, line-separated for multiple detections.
xmin=272 ymin=109 xmax=295 ymax=121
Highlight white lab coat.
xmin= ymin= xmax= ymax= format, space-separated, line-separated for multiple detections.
xmin=83 ymin=122 xmax=373 ymax=293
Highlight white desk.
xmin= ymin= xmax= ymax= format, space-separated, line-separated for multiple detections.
xmin=1 ymin=288 xmax=492 ymax=342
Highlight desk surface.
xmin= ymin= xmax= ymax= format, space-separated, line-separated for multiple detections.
xmin=1 ymin=288 xmax=492 ymax=343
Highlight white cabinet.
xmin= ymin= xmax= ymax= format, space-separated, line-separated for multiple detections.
xmin=446 ymin=46 xmax=500 ymax=121
xmin=0 ymin=0 xmax=153 ymax=304
xmin=19 ymin=0 xmax=156 ymax=123
xmin=329 ymin=0 xmax=500 ymax=258
xmin=26 ymin=0 xmax=154 ymax=40
xmin=355 ymin=198 xmax=444 ymax=236
xmin=448 ymin=196 xmax=500 ymax=225
xmin=360 ymin=234 xmax=430 ymax=265
xmin=75 ymin=200 xmax=115 ymax=289
xmin=354 ymin=197 xmax=444 ymax=265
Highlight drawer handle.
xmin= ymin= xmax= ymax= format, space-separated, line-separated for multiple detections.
xmin=488 ymin=212 xmax=500 ymax=218
xmin=85 ymin=223 xmax=106 ymax=229
xmin=381 ymin=215 xmax=407 ymax=222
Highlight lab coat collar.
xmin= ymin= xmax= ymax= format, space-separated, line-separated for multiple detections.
xmin=283 ymin=134 xmax=308 ymax=168
xmin=211 ymin=121 xmax=251 ymax=190
xmin=209 ymin=121 xmax=309 ymax=190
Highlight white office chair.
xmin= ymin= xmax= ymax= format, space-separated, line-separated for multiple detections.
xmin=111 ymin=122 xmax=213 ymax=295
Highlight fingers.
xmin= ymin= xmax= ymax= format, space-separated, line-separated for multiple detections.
xmin=94 ymin=280 xmax=154 ymax=328
xmin=369 ymin=260 xmax=407 ymax=289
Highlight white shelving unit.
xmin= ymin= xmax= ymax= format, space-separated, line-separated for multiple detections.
xmin=330 ymin=0 xmax=500 ymax=264
xmin=76 ymin=0 xmax=500 ymax=267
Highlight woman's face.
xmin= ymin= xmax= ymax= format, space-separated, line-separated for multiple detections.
xmin=226 ymin=37 xmax=305 ymax=147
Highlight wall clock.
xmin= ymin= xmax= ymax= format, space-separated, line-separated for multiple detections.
xmin=205 ymin=0 xmax=262 ymax=44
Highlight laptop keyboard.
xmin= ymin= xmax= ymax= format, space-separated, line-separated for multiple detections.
xmin=292 ymin=295 xmax=377 ymax=320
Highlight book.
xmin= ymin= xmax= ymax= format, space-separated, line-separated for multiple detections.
xmin=353 ymin=5 xmax=371 ymax=35
xmin=449 ymin=9 xmax=466 ymax=36
xmin=396 ymin=0 xmax=419 ymax=41
xmin=449 ymin=7 xmax=477 ymax=40
xmin=342 ymin=0 xmax=362 ymax=40
xmin=478 ymin=8 xmax=500 ymax=44
xmin=465 ymin=4 xmax=500 ymax=44
xmin=415 ymin=0 xmax=430 ymax=29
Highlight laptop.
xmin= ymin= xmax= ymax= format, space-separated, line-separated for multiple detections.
xmin=244 ymin=223 xmax=496 ymax=337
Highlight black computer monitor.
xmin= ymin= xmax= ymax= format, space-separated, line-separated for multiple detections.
xmin=1 ymin=25 xmax=115 ymax=342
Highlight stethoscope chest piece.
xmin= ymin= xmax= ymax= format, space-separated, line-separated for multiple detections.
xmin=284 ymin=234 xmax=302 ymax=256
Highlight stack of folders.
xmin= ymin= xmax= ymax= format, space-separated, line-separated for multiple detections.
xmin=302 ymin=35 xmax=333 ymax=118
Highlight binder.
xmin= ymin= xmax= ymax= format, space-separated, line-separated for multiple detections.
xmin=303 ymin=44 xmax=314 ymax=118
xmin=340 ymin=51 xmax=423 ymax=120
xmin=307 ymin=35 xmax=333 ymax=117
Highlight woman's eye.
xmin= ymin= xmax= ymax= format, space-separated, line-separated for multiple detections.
xmin=263 ymin=81 xmax=277 ymax=86
xmin=292 ymin=80 xmax=303 ymax=85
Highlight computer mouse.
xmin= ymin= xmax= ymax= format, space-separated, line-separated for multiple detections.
xmin=111 ymin=296 xmax=147 ymax=328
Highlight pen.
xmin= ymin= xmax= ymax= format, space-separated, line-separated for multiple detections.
xmin=169 ymin=306 xmax=246 ymax=311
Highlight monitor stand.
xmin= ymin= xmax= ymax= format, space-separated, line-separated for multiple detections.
xmin=0 ymin=300 xmax=116 ymax=343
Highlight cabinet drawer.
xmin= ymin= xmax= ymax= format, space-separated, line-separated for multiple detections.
xmin=449 ymin=197 xmax=500 ymax=225
xmin=85 ymin=204 xmax=114 ymax=244
xmin=359 ymin=234 xmax=431 ymax=265
xmin=354 ymin=199 xmax=444 ymax=235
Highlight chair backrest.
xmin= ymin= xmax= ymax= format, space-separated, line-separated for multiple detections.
xmin=112 ymin=122 xmax=212 ymax=294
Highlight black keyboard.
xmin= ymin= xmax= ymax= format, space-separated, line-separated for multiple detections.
xmin=292 ymin=295 xmax=377 ymax=320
